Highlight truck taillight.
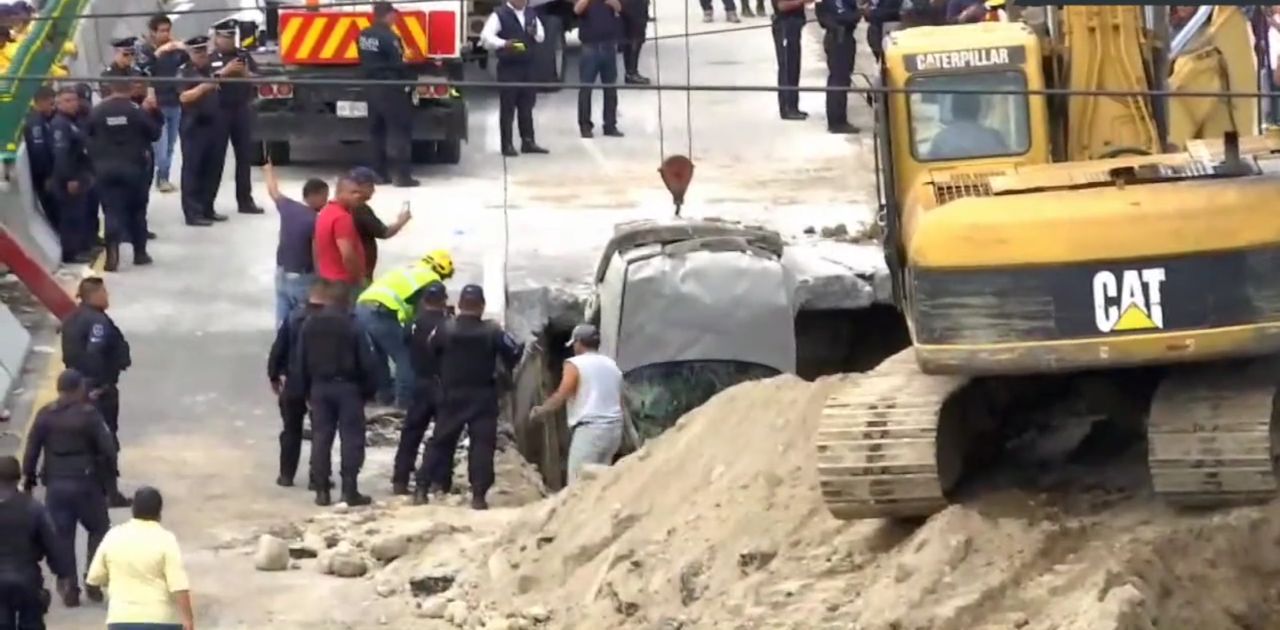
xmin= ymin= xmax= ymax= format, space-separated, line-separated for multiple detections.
xmin=427 ymin=10 xmax=457 ymax=57
xmin=416 ymin=83 xmax=449 ymax=98
xmin=258 ymin=83 xmax=293 ymax=99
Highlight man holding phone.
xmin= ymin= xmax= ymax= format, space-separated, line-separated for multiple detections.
xmin=210 ymin=18 xmax=265 ymax=215
xmin=347 ymin=167 xmax=413 ymax=282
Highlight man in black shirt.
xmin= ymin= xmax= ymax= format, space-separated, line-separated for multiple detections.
xmin=24 ymin=86 xmax=57 ymax=230
xmin=818 ymin=0 xmax=861 ymax=134
xmin=0 ymin=455 xmax=76 ymax=622
xmin=418 ymin=285 xmax=523 ymax=510
xmin=22 ymin=369 xmax=117 ymax=605
xmin=292 ymin=282 xmax=379 ymax=506
xmin=395 ymin=282 xmax=449 ymax=499
xmin=178 ymin=36 xmax=228 ymax=226
xmin=349 ymin=167 xmax=412 ymax=280
xmin=772 ymin=0 xmax=813 ymax=121
xmin=210 ymin=19 xmax=264 ymax=215
xmin=574 ymin=0 xmax=624 ymax=138
xmin=87 ymin=79 xmax=163 ymax=271
xmin=50 ymin=87 xmax=93 ymax=264
xmin=136 ymin=14 xmax=188 ymax=193
xmin=357 ymin=2 xmax=420 ymax=188
xmin=268 ymin=279 xmax=331 ymax=489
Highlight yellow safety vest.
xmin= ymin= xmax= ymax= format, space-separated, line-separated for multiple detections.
xmin=357 ymin=263 xmax=441 ymax=324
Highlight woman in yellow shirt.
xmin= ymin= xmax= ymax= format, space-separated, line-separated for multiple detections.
xmin=86 ymin=487 xmax=196 ymax=630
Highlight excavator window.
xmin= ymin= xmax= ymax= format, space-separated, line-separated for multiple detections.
xmin=908 ymin=69 xmax=1030 ymax=162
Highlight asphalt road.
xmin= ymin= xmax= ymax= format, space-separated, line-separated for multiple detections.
xmin=36 ymin=0 xmax=880 ymax=625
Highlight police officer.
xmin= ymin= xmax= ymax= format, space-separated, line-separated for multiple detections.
xmin=71 ymin=82 xmax=105 ymax=252
xmin=87 ymin=79 xmax=163 ymax=272
xmin=481 ymin=0 xmax=550 ymax=157
xmin=818 ymin=0 xmax=861 ymax=134
xmin=177 ymin=36 xmax=227 ymax=226
xmin=418 ymin=285 xmax=523 ymax=510
xmin=50 ymin=87 xmax=94 ymax=264
xmin=0 ymin=455 xmax=76 ymax=622
xmin=354 ymin=250 xmax=455 ymax=411
xmin=61 ymin=277 xmax=132 ymax=509
xmin=210 ymin=19 xmax=265 ymax=214
xmin=357 ymin=2 xmax=420 ymax=188
xmin=772 ymin=0 xmax=812 ymax=121
xmin=21 ymin=369 xmax=116 ymax=606
xmin=394 ymin=281 xmax=449 ymax=499
xmin=267 ymin=278 xmax=331 ymax=489
xmin=864 ymin=0 xmax=901 ymax=65
xmin=102 ymin=38 xmax=161 ymax=242
xmin=292 ymin=281 xmax=379 ymax=507
xmin=24 ymin=86 xmax=57 ymax=230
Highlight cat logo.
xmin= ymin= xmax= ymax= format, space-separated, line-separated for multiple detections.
xmin=1092 ymin=268 xmax=1165 ymax=333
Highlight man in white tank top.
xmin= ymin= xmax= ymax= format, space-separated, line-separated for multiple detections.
xmin=530 ymin=324 xmax=625 ymax=484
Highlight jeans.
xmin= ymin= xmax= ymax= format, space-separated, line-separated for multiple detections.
xmin=567 ymin=422 xmax=622 ymax=484
xmin=578 ymin=42 xmax=619 ymax=131
xmin=274 ymin=268 xmax=314 ymax=328
xmin=354 ymin=303 xmax=415 ymax=408
xmin=153 ymin=105 xmax=181 ymax=183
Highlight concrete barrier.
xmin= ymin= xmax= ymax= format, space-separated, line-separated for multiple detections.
xmin=0 ymin=298 xmax=32 ymax=406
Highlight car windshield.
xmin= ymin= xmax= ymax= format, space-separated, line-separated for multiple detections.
xmin=908 ymin=70 xmax=1030 ymax=162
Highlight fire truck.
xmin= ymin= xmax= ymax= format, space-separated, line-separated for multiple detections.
xmin=241 ymin=1 xmax=467 ymax=166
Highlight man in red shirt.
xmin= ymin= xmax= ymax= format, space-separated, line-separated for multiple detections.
xmin=313 ymin=176 xmax=367 ymax=294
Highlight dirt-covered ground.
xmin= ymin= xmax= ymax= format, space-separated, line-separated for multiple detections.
xmin=220 ymin=375 xmax=1280 ymax=630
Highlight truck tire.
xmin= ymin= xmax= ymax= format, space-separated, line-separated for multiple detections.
xmin=433 ymin=140 xmax=462 ymax=165
xmin=411 ymin=140 xmax=435 ymax=164
xmin=266 ymin=141 xmax=291 ymax=166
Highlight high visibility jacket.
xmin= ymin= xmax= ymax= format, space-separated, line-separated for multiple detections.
xmin=357 ymin=262 xmax=442 ymax=324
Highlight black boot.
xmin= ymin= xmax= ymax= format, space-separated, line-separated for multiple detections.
xmin=391 ymin=481 xmax=411 ymax=496
xmin=103 ymin=244 xmax=120 ymax=272
xmin=276 ymin=475 xmax=294 ymax=488
xmin=470 ymin=494 xmax=489 ymax=511
xmin=315 ymin=488 xmax=331 ymax=506
xmin=342 ymin=479 xmax=372 ymax=507
xmin=134 ymin=249 xmax=153 ymax=266
xmin=413 ymin=485 xmax=430 ymax=506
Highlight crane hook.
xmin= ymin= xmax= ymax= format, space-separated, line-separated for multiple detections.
xmin=658 ymin=155 xmax=695 ymax=217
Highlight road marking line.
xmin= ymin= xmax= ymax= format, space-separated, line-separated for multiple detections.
xmin=19 ymin=254 xmax=105 ymax=467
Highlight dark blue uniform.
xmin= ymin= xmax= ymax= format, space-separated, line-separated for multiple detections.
xmin=23 ymin=110 xmax=56 ymax=229
xmin=866 ymin=0 xmax=901 ymax=63
xmin=0 ymin=489 xmax=74 ymax=629
xmin=61 ymin=304 xmax=131 ymax=449
xmin=771 ymin=0 xmax=806 ymax=119
xmin=357 ymin=21 xmax=414 ymax=184
xmin=86 ymin=96 xmax=162 ymax=269
xmin=818 ymin=0 xmax=860 ymax=132
xmin=397 ymin=306 xmax=448 ymax=490
xmin=21 ymin=400 xmax=116 ymax=598
xmin=420 ymin=312 xmax=523 ymax=503
xmin=178 ymin=57 xmax=225 ymax=225
xmin=72 ymin=83 xmax=103 ymax=250
xmin=209 ymin=45 xmax=262 ymax=213
xmin=292 ymin=307 xmax=379 ymax=504
xmin=267 ymin=301 xmax=324 ymax=486
xmin=493 ymin=5 xmax=541 ymax=154
xmin=49 ymin=111 xmax=92 ymax=263
xmin=101 ymin=59 xmax=158 ymax=239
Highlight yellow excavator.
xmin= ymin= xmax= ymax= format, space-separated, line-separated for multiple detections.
xmin=815 ymin=6 xmax=1280 ymax=519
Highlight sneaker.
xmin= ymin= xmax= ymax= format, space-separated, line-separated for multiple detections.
xmin=703 ymin=9 xmax=713 ymax=21
xmin=156 ymin=181 xmax=175 ymax=193
xmin=726 ymin=10 xmax=740 ymax=22
xmin=276 ymin=475 xmax=294 ymax=488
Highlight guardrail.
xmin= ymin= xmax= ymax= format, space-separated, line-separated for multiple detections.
xmin=0 ymin=0 xmax=89 ymax=161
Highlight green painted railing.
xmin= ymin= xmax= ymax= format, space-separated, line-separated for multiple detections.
xmin=0 ymin=0 xmax=89 ymax=161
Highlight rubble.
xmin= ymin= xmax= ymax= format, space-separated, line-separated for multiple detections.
xmin=252 ymin=535 xmax=290 ymax=571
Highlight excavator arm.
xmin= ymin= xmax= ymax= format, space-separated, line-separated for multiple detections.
xmin=1165 ymin=7 xmax=1258 ymax=149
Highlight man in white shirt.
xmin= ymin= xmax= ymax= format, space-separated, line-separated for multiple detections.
xmin=480 ymin=0 xmax=551 ymax=156
xmin=530 ymin=324 xmax=625 ymax=484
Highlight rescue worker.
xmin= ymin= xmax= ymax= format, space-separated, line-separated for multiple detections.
xmin=395 ymin=281 xmax=450 ymax=498
xmin=268 ymin=279 xmax=331 ymax=489
xmin=772 ymin=0 xmax=813 ymax=121
xmin=354 ymin=250 xmax=455 ymax=411
xmin=50 ymin=87 xmax=94 ymax=264
xmin=292 ymin=281 xmax=380 ymax=507
xmin=926 ymin=92 xmax=1006 ymax=160
xmin=357 ymin=2 xmax=420 ymax=188
xmin=24 ymin=86 xmax=57 ymax=230
xmin=178 ymin=36 xmax=227 ymax=227
xmin=61 ymin=277 xmax=133 ymax=509
xmin=210 ymin=18 xmax=265 ymax=214
xmin=418 ymin=285 xmax=523 ymax=510
xmin=21 ymin=369 xmax=116 ymax=605
xmin=818 ymin=0 xmax=861 ymax=134
xmin=87 ymin=79 xmax=162 ymax=272
xmin=480 ymin=0 xmax=550 ymax=157
xmin=0 ymin=455 xmax=77 ymax=622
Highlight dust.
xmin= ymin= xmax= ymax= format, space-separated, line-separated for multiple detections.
xmin=232 ymin=376 xmax=1280 ymax=629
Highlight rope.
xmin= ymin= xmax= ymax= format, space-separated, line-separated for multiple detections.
xmin=683 ymin=0 xmax=693 ymax=158
xmin=654 ymin=0 xmax=667 ymax=160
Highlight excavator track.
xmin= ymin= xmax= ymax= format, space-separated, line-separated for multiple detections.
xmin=815 ymin=349 xmax=970 ymax=520
xmin=1147 ymin=358 xmax=1280 ymax=507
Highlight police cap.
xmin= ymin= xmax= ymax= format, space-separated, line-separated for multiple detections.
xmin=185 ymin=35 xmax=210 ymax=51
xmin=423 ymin=281 xmax=447 ymax=300
xmin=372 ymin=2 xmax=398 ymax=18
xmin=56 ymin=368 xmax=85 ymax=393
xmin=213 ymin=17 xmax=238 ymax=37
xmin=111 ymin=36 xmax=139 ymax=52
xmin=459 ymin=284 xmax=485 ymax=302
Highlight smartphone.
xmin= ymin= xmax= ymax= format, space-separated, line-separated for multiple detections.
xmin=402 ymin=200 xmax=411 ymax=213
